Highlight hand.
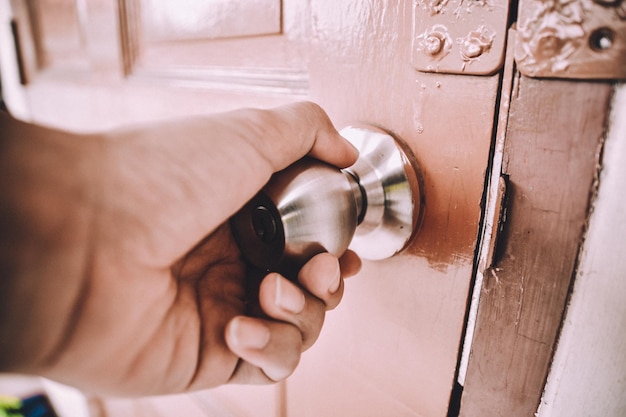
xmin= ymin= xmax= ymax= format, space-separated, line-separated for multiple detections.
xmin=0 ymin=102 xmax=361 ymax=395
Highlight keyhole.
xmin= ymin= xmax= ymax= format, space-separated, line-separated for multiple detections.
xmin=252 ymin=205 xmax=278 ymax=243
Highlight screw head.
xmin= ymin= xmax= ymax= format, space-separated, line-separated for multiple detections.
xmin=425 ymin=34 xmax=444 ymax=55
xmin=417 ymin=24 xmax=452 ymax=58
xmin=460 ymin=38 xmax=484 ymax=59
xmin=589 ymin=27 xmax=615 ymax=51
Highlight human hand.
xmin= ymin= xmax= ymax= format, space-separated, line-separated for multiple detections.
xmin=0 ymin=103 xmax=361 ymax=395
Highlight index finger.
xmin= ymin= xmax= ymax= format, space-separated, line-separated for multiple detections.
xmin=237 ymin=101 xmax=359 ymax=172
xmin=202 ymin=101 xmax=359 ymax=224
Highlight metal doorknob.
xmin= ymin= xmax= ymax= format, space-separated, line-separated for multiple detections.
xmin=231 ymin=126 xmax=424 ymax=274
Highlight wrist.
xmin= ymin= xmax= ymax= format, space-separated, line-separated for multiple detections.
xmin=0 ymin=113 xmax=103 ymax=374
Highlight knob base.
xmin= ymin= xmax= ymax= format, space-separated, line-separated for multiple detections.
xmin=340 ymin=126 xmax=425 ymax=260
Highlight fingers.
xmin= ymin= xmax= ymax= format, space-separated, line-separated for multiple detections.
xmin=225 ymin=251 xmax=360 ymax=384
xmin=296 ymin=253 xmax=345 ymax=310
xmin=222 ymin=273 xmax=318 ymax=384
xmin=186 ymin=101 xmax=359 ymax=243
xmin=339 ymin=250 xmax=363 ymax=278
xmin=225 ymin=316 xmax=301 ymax=383
xmin=239 ymin=102 xmax=359 ymax=173
xmin=259 ymin=253 xmax=348 ymax=344
xmin=257 ymin=273 xmax=326 ymax=350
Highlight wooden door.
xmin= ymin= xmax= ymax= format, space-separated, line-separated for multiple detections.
xmin=1 ymin=1 xmax=537 ymax=416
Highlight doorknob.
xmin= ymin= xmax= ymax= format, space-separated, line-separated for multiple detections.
xmin=231 ymin=126 xmax=424 ymax=274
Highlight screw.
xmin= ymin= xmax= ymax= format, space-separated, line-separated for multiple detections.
xmin=424 ymin=34 xmax=444 ymax=55
xmin=418 ymin=25 xmax=451 ymax=58
xmin=458 ymin=26 xmax=496 ymax=61
xmin=589 ymin=27 xmax=614 ymax=51
xmin=460 ymin=38 xmax=484 ymax=59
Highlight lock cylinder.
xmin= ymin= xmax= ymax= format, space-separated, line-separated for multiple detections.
xmin=230 ymin=126 xmax=424 ymax=275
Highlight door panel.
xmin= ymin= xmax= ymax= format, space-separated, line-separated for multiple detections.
xmin=139 ymin=0 xmax=281 ymax=42
xmin=120 ymin=0 xmax=309 ymax=95
xmin=4 ymin=1 xmax=501 ymax=415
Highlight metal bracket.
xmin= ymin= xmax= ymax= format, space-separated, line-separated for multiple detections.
xmin=515 ymin=0 xmax=626 ymax=79
xmin=411 ymin=0 xmax=511 ymax=75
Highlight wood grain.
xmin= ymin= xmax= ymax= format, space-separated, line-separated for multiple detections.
xmin=459 ymin=76 xmax=613 ymax=416
xmin=536 ymin=84 xmax=626 ymax=417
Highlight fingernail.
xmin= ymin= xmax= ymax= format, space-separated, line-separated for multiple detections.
xmin=328 ymin=261 xmax=341 ymax=294
xmin=230 ymin=317 xmax=270 ymax=349
xmin=275 ymin=274 xmax=305 ymax=314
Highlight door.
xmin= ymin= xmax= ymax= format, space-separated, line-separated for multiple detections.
xmin=2 ymin=1 xmax=505 ymax=415
xmin=4 ymin=0 xmax=619 ymax=416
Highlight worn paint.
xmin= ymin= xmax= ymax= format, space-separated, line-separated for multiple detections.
xmin=291 ymin=1 xmax=498 ymax=416
xmin=412 ymin=0 xmax=510 ymax=74
xmin=459 ymin=75 xmax=613 ymax=416
xmin=536 ymin=83 xmax=626 ymax=417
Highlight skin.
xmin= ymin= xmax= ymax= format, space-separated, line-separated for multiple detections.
xmin=0 ymin=102 xmax=361 ymax=396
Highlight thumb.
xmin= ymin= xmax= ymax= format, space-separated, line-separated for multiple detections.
xmin=254 ymin=101 xmax=359 ymax=170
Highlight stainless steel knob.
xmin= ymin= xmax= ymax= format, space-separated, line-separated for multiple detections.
xmin=231 ymin=126 xmax=424 ymax=274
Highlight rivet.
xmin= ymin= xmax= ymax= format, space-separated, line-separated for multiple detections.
xmin=425 ymin=34 xmax=444 ymax=56
xmin=457 ymin=25 xmax=496 ymax=62
xmin=417 ymin=24 xmax=452 ymax=59
xmin=460 ymin=39 xmax=484 ymax=59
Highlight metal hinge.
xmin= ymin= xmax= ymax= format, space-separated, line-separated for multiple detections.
xmin=515 ymin=0 xmax=626 ymax=79
xmin=411 ymin=0 xmax=512 ymax=75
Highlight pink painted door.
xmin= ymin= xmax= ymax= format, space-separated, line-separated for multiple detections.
xmin=5 ymin=1 xmax=504 ymax=415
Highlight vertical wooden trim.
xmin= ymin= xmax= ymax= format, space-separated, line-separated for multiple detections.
xmin=117 ymin=0 xmax=140 ymax=76
xmin=458 ymin=76 xmax=613 ymax=416
xmin=75 ymin=0 xmax=89 ymax=53
xmin=457 ymin=29 xmax=518 ymax=388
xmin=9 ymin=19 xmax=26 ymax=84
xmin=23 ymin=0 xmax=45 ymax=69
xmin=277 ymin=381 xmax=287 ymax=417
xmin=536 ymin=84 xmax=626 ymax=416
xmin=278 ymin=0 xmax=284 ymax=34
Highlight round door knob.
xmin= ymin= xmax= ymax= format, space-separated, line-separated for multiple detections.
xmin=231 ymin=126 xmax=424 ymax=275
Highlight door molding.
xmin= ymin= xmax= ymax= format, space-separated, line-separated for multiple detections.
xmin=456 ymin=31 xmax=614 ymax=416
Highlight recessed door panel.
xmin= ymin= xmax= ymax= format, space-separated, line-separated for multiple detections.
xmin=140 ymin=0 xmax=281 ymax=42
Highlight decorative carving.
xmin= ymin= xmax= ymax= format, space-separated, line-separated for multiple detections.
xmin=516 ymin=0 xmax=587 ymax=74
xmin=416 ymin=0 xmax=450 ymax=16
xmin=515 ymin=0 xmax=626 ymax=79
xmin=455 ymin=0 xmax=494 ymax=18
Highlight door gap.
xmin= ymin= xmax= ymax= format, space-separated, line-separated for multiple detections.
xmin=445 ymin=11 xmax=519 ymax=413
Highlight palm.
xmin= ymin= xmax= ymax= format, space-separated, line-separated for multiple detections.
xmin=168 ymin=224 xmax=250 ymax=391
xmin=44 ymin=224 xmax=248 ymax=395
